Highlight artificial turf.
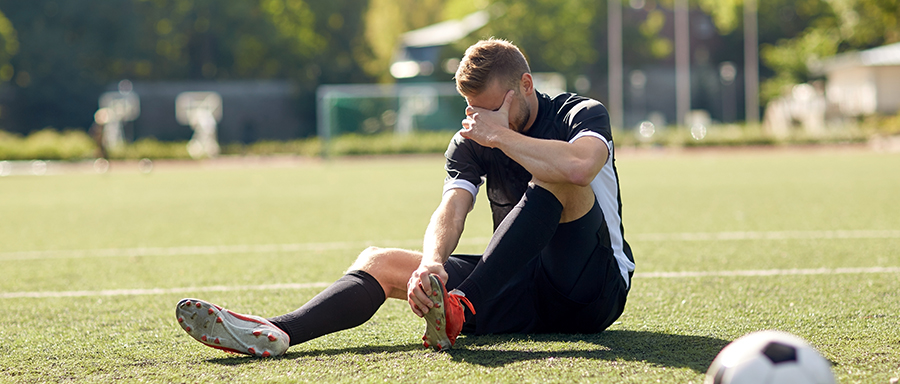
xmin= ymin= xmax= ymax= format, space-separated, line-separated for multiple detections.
xmin=1 ymin=148 xmax=898 ymax=383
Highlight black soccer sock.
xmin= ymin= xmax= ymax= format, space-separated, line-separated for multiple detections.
xmin=455 ymin=184 xmax=563 ymax=308
xmin=268 ymin=270 xmax=386 ymax=346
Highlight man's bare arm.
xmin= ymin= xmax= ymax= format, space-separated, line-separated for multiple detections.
xmin=490 ymin=130 xmax=607 ymax=186
xmin=407 ymin=188 xmax=473 ymax=316
xmin=461 ymin=90 xmax=608 ymax=186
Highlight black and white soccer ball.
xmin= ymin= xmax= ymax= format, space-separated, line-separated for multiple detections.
xmin=705 ymin=331 xmax=835 ymax=384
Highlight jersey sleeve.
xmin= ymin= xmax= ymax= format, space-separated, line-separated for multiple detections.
xmin=443 ymin=131 xmax=485 ymax=201
xmin=563 ymin=98 xmax=613 ymax=163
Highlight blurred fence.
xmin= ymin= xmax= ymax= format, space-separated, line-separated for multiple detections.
xmin=316 ymin=82 xmax=466 ymax=143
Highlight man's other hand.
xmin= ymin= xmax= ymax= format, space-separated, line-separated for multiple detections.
xmin=407 ymin=262 xmax=448 ymax=317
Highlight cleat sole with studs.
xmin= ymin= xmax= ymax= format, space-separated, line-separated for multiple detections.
xmin=175 ymin=298 xmax=289 ymax=358
xmin=421 ymin=275 xmax=451 ymax=351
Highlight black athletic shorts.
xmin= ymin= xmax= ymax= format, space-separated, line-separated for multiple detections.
xmin=443 ymin=200 xmax=628 ymax=335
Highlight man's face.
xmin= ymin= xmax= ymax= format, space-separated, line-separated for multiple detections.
xmin=464 ymin=79 xmax=532 ymax=133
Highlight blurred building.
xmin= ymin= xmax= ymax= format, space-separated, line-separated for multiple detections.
xmin=389 ymin=10 xmax=490 ymax=82
xmin=813 ymin=42 xmax=900 ymax=117
xmin=765 ymin=42 xmax=900 ymax=137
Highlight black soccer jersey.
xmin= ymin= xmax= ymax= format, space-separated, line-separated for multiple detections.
xmin=443 ymin=91 xmax=635 ymax=288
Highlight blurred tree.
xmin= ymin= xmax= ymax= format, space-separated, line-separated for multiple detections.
xmin=0 ymin=1 xmax=139 ymax=133
xmin=307 ymin=0 xmax=373 ymax=84
xmin=480 ymin=0 xmax=599 ymax=78
xmin=671 ymin=0 xmax=900 ymax=103
xmin=760 ymin=0 xmax=900 ymax=101
xmin=120 ymin=0 xmax=328 ymax=82
xmin=1 ymin=0 xmax=897 ymax=134
xmin=0 ymin=9 xmax=17 ymax=83
xmin=0 ymin=0 xmax=373 ymax=134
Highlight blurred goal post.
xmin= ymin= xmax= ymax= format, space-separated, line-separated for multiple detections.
xmin=316 ymin=82 xmax=466 ymax=156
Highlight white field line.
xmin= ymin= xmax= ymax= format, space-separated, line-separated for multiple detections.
xmin=0 ymin=238 xmax=491 ymax=262
xmin=0 ymin=282 xmax=332 ymax=299
xmin=628 ymin=229 xmax=900 ymax=242
xmin=2 ymin=266 xmax=898 ymax=300
xmin=2 ymin=230 xmax=899 ymax=262
xmin=634 ymin=266 xmax=900 ymax=278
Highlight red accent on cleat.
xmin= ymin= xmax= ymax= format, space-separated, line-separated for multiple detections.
xmin=267 ymin=334 xmax=277 ymax=342
xmin=436 ymin=319 xmax=441 ymax=324
xmin=436 ymin=327 xmax=441 ymax=330
xmin=214 ymin=338 xmax=220 ymax=344
xmin=216 ymin=317 xmax=223 ymax=323
xmin=253 ymin=330 xmax=262 ymax=337
xmin=248 ymin=347 xmax=256 ymax=355
xmin=208 ymin=308 xmax=215 ymax=315
xmin=178 ymin=317 xmax=184 ymax=323
xmin=201 ymin=335 xmax=207 ymax=341
xmin=196 ymin=302 xmax=202 ymax=308
xmin=185 ymin=300 xmax=192 ymax=307
xmin=423 ymin=341 xmax=430 ymax=348
xmin=262 ymin=351 xmax=271 ymax=357
xmin=185 ymin=326 xmax=192 ymax=332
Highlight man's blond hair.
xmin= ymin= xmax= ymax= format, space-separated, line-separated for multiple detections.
xmin=454 ymin=38 xmax=531 ymax=97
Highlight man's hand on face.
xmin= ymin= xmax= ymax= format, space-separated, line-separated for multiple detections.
xmin=460 ymin=90 xmax=515 ymax=148
xmin=407 ymin=261 xmax=449 ymax=317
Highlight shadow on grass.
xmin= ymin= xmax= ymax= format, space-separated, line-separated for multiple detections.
xmin=204 ymin=330 xmax=728 ymax=372
xmin=448 ymin=330 xmax=730 ymax=373
xmin=206 ymin=343 xmax=423 ymax=365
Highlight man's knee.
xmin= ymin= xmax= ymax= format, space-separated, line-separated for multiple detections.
xmin=349 ymin=246 xmax=386 ymax=272
xmin=529 ymin=181 xmax=595 ymax=222
xmin=348 ymin=247 xmax=420 ymax=274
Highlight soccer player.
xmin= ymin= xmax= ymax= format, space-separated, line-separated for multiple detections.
xmin=176 ymin=38 xmax=635 ymax=357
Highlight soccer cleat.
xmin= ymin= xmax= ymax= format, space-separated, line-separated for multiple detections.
xmin=176 ymin=298 xmax=289 ymax=357
xmin=421 ymin=274 xmax=475 ymax=351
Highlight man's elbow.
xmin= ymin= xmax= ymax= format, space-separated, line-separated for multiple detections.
xmin=568 ymin=173 xmax=595 ymax=187
xmin=562 ymin=140 xmax=608 ymax=186
xmin=564 ymin=161 xmax=600 ymax=187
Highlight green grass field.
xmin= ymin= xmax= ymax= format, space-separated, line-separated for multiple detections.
xmin=1 ymin=148 xmax=899 ymax=383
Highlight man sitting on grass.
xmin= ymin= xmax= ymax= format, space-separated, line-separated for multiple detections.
xmin=176 ymin=38 xmax=635 ymax=357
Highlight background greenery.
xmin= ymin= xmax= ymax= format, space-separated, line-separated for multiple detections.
xmin=4 ymin=117 xmax=900 ymax=161
xmin=1 ymin=150 xmax=898 ymax=383
xmin=0 ymin=0 xmax=898 ymax=134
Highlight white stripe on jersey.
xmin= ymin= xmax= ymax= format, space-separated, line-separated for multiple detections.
xmin=571 ymin=132 xmax=634 ymax=289
xmin=443 ymin=178 xmax=482 ymax=211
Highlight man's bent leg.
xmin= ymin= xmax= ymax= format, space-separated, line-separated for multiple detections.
xmin=450 ymin=180 xmax=598 ymax=327
xmin=533 ymin=198 xmax=628 ymax=333
xmin=532 ymin=179 xmax=597 ymax=224
xmin=267 ymin=247 xmax=421 ymax=346
xmin=454 ymin=184 xmax=563 ymax=308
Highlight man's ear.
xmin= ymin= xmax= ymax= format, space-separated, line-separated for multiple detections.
xmin=520 ymin=73 xmax=534 ymax=96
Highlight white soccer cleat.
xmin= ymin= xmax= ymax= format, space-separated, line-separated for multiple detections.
xmin=176 ymin=298 xmax=289 ymax=357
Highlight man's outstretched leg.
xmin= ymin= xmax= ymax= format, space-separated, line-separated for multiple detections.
xmin=266 ymin=270 xmax=385 ymax=346
xmin=176 ymin=247 xmax=422 ymax=357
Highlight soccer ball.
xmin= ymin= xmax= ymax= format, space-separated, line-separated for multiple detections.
xmin=705 ymin=331 xmax=835 ymax=384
